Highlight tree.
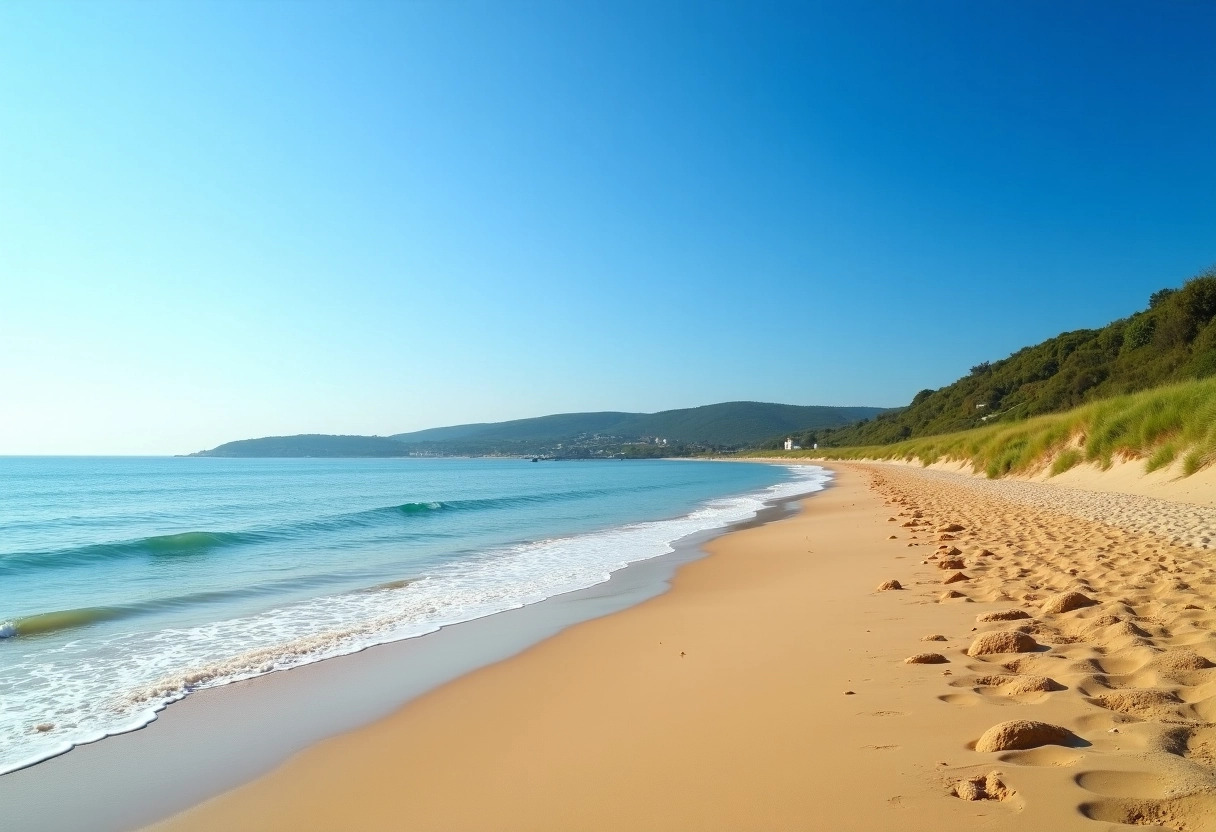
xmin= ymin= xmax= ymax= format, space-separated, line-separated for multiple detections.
xmin=1149 ymin=288 xmax=1177 ymax=308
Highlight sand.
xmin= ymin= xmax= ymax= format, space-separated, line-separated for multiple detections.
xmin=152 ymin=461 xmax=1216 ymax=832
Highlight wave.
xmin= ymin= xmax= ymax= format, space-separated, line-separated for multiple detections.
xmin=0 ymin=485 xmax=673 ymax=576
xmin=0 ymin=571 xmax=429 ymax=639
xmin=0 ymin=606 xmax=128 ymax=639
xmin=356 ymin=486 xmax=658 ymax=520
xmin=0 ymin=530 xmax=266 ymax=575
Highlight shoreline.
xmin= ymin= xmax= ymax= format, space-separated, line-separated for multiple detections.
xmin=0 ymin=472 xmax=824 ymax=832
xmin=152 ymin=460 xmax=1216 ymax=831
xmin=154 ymin=463 xmax=942 ymax=831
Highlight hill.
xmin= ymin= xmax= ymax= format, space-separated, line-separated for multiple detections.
xmin=763 ymin=376 xmax=1216 ymax=480
xmin=192 ymin=434 xmax=413 ymax=458
xmin=771 ymin=269 xmax=1216 ymax=450
xmin=191 ymin=402 xmax=889 ymax=458
xmin=392 ymin=402 xmax=886 ymax=450
xmin=390 ymin=412 xmax=635 ymax=445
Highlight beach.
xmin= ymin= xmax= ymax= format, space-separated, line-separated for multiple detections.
xmin=145 ymin=460 xmax=1216 ymax=831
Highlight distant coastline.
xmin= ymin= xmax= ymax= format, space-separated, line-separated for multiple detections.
xmin=187 ymin=401 xmax=890 ymax=460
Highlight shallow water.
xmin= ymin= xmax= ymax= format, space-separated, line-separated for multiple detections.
xmin=0 ymin=456 xmax=828 ymax=774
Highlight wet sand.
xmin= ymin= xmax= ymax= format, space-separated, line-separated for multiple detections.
xmin=154 ymin=461 xmax=1216 ymax=831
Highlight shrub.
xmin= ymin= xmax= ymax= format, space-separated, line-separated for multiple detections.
xmin=1125 ymin=316 xmax=1156 ymax=350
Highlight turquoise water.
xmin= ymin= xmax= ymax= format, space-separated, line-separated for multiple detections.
xmin=0 ymin=456 xmax=829 ymax=774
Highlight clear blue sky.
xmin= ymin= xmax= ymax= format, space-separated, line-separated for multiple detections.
xmin=1 ymin=1 xmax=1213 ymax=454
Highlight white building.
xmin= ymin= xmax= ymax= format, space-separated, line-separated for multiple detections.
xmin=783 ymin=437 xmax=794 ymax=451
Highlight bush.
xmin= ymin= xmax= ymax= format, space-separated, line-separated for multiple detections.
xmin=1125 ymin=316 xmax=1155 ymax=350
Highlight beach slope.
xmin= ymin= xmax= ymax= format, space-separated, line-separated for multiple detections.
xmin=154 ymin=462 xmax=1216 ymax=831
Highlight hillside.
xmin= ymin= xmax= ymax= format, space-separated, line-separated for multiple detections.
xmin=191 ymin=402 xmax=889 ymax=458
xmin=392 ymin=402 xmax=886 ymax=450
xmin=390 ymin=412 xmax=635 ymax=445
xmin=193 ymin=435 xmax=412 ymax=458
xmin=775 ymin=270 xmax=1216 ymax=450
xmin=762 ymin=376 xmax=1216 ymax=481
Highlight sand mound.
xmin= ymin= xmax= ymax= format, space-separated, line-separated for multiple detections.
xmin=922 ymin=634 xmax=947 ymax=642
xmin=940 ymin=524 xmax=966 ymax=533
xmin=1094 ymin=620 xmax=1154 ymax=648
xmin=1109 ymin=620 xmax=1151 ymax=638
xmin=975 ymin=720 xmax=1074 ymax=752
xmin=877 ymin=579 xmax=903 ymax=591
xmin=967 ymin=631 xmax=1039 ymax=657
xmin=1148 ymin=650 xmax=1215 ymax=674
xmin=944 ymin=571 xmax=970 ymax=584
xmin=940 ymin=590 xmax=966 ymax=601
xmin=905 ymin=653 xmax=949 ymax=664
xmin=953 ymin=772 xmax=1010 ymax=801
xmin=944 ymin=545 xmax=963 ymax=557
xmin=976 ymin=610 xmax=1031 ymax=623
xmin=974 ymin=674 xmax=1062 ymax=695
xmin=937 ymin=558 xmax=966 ymax=570
xmin=1092 ymin=689 xmax=1183 ymax=720
xmin=1041 ymin=591 xmax=1098 ymax=615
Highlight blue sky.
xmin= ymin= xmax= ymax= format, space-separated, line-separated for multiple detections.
xmin=1 ymin=1 xmax=1213 ymax=454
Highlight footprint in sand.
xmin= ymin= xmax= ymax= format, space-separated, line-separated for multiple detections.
xmin=1079 ymin=793 xmax=1216 ymax=831
xmin=1165 ymin=724 xmax=1216 ymax=768
xmin=936 ymin=693 xmax=981 ymax=706
xmin=997 ymin=746 xmax=1083 ymax=767
xmin=1075 ymin=770 xmax=1175 ymax=799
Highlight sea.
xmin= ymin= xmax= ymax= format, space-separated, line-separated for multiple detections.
xmin=0 ymin=456 xmax=829 ymax=776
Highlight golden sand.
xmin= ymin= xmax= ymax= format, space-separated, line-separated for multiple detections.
xmin=152 ymin=462 xmax=1216 ymax=831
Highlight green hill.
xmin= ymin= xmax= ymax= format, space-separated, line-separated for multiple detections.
xmin=778 ymin=269 xmax=1216 ymax=450
xmin=622 ymin=402 xmax=884 ymax=447
xmin=192 ymin=434 xmax=412 ymax=458
xmin=192 ymin=402 xmax=889 ymax=458
xmin=390 ymin=412 xmax=635 ymax=444
xmin=765 ymin=376 xmax=1216 ymax=479
xmin=391 ymin=402 xmax=886 ymax=450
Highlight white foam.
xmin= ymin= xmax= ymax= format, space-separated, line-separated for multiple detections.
xmin=0 ymin=464 xmax=829 ymax=775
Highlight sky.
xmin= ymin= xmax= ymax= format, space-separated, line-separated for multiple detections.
xmin=1 ymin=1 xmax=1213 ymax=454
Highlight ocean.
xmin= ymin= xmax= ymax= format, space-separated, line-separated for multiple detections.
xmin=0 ymin=456 xmax=829 ymax=775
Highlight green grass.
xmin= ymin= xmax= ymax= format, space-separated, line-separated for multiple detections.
xmin=755 ymin=376 xmax=1216 ymax=479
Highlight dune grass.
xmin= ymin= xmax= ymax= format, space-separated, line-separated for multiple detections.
xmin=757 ymin=376 xmax=1216 ymax=479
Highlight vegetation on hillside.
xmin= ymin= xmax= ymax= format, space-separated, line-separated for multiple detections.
xmin=392 ymin=402 xmax=889 ymax=450
xmin=772 ymin=270 xmax=1216 ymax=450
xmin=191 ymin=434 xmax=411 ymax=458
xmin=193 ymin=402 xmax=889 ymax=458
xmin=759 ymin=376 xmax=1216 ymax=478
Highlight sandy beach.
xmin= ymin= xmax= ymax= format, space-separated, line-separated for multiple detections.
xmin=151 ymin=461 xmax=1216 ymax=831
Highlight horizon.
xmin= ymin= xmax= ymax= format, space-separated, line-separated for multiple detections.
xmin=2 ymin=1 xmax=1213 ymax=454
